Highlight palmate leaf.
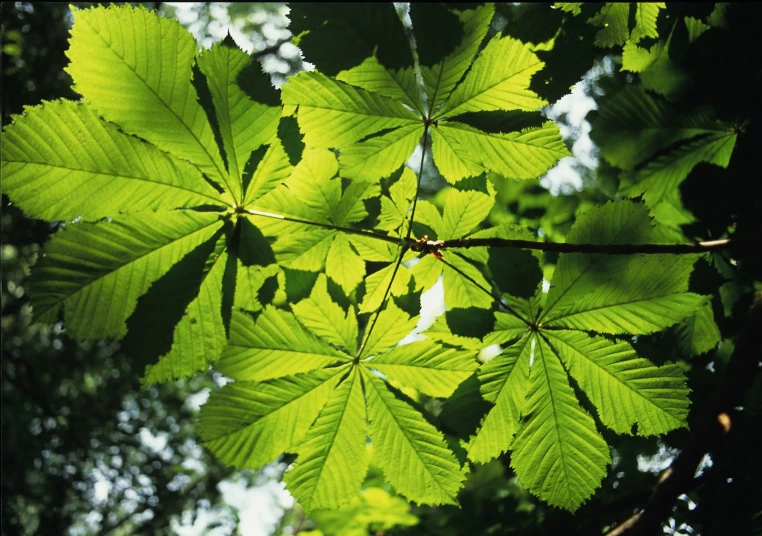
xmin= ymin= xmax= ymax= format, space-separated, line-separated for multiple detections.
xmin=250 ymin=148 xmax=382 ymax=295
xmin=0 ymin=4 xmax=303 ymax=386
xmin=282 ymin=5 xmax=567 ymax=184
xmin=203 ymin=279 xmax=473 ymax=511
xmin=446 ymin=201 xmax=694 ymax=510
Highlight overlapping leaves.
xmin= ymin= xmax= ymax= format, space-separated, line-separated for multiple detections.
xmin=439 ymin=202 xmax=700 ymax=510
xmin=0 ymin=2 xmax=713 ymax=516
xmin=1 ymin=4 xmax=289 ymax=382
xmin=283 ymin=3 xmax=569 ymax=184
xmin=201 ymin=274 xmax=476 ymax=510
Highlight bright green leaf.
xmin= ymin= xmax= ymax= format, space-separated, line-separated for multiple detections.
xmin=285 ymin=368 xmax=369 ymax=511
xmin=369 ymin=340 xmax=478 ymax=398
xmin=362 ymin=370 xmax=466 ymax=505
xmin=67 ymin=5 xmax=228 ymax=190
xmin=1 ymin=101 xmax=225 ymax=221
xmin=200 ymin=369 xmax=343 ymax=469
xmin=543 ymin=330 xmax=690 ymax=435
xmin=466 ymin=335 xmax=532 ymax=463
xmin=215 ymin=306 xmax=349 ymax=382
xmin=511 ymin=336 xmax=611 ymax=511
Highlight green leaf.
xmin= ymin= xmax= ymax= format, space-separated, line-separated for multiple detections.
xmin=1 ymin=101 xmax=225 ymax=221
xmin=432 ymin=122 xmax=570 ymax=182
xmin=360 ymin=301 xmax=418 ymax=358
xmin=466 ymin=335 xmax=532 ymax=463
xmin=281 ymin=72 xmax=419 ymax=149
xmin=196 ymin=38 xmax=281 ymax=202
xmin=242 ymin=141 xmax=293 ymax=208
xmin=30 ymin=211 xmax=223 ymax=339
xmin=337 ymin=57 xmax=423 ymax=114
xmin=590 ymin=85 xmax=721 ymax=170
xmin=555 ymin=3 xmax=582 ymax=16
xmin=630 ymin=3 xmax=665 ymax=43
xmin=199 ymin=369 xmax=343 ymax=469
xmin=438 ymin=35 xmax=548 ymax=118
xmin=543 ymin=253 xmax=707 ymax=334
xmin=543 ymin=330 xmax=690 ymax=435
xmin=423 ymin=314 xmax=484 ymax=351
xmin=289 ymin=4 xmax=415 ymax=76
xmin=511 ymin=335 xmax=611 ymax=511
xmin=234 ymin=263 xmax=279 ymax=313
xmin=441 ymin=187 xmax=495 ymax=239
xmin=362 ymin=370 xmax=466 ymax=505
xmin=482 ymin=311 xmax=531 ymax=346
xmin=370 ymin=340 xmax=478 ymax=398
xmin=674 ymin=300 xmax=721 ymax=357
xmin=378 ymin=168 xmax=417 ymax=235
xmin=621 ymin=131 xmax=737 ymax=223
xmin=66 ymin=5 xmax=228 ymax=190
xmin=359 ymin=259 xmax=412 ymax=313
xmin=587 ymin=3 xmax=630 ymax=48
xmin=421 ymin=4 xmax=495 ymax=114
xmin=292 ymin=274 xmax=359 ymax=354
xmin=442 ymin=253 xmax=494 ymax=310
xmin=215 ymin=306 xmax=350 ymax=382
xmin=326 ymin=233 xmax=366 ymax=295
xmin=144 ymin=244 xmax=231 ymax=383
xmin=285 ymin=368 xmax=369 ymax=512
xmin=338 ymin=124 xmax=424 ymax=183
xmin=542 ymin=202 xmax=707 ymax=334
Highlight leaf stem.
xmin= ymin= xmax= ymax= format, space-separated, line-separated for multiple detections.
xmin=357 ymin=122 xmax=432 ymax=358
xmin=438 ymin=255 xmax=533 ymax=326
xmin=405 ymin=124 xmax=430 ymax=240
xmin=242 ymin=208 xmax=402 ymax=245
xmin=355 ymin=244 xmax=409 ymax=359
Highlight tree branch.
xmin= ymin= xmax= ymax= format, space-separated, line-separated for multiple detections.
xmin=605 ymin=293 xmax=762 ymax=536
xmin=416 ymin=236 xmax=755 ymax=256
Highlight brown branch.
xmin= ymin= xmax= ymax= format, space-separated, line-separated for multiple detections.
xmin=605 ymin=293 xmax=762 ymax=536
xmin=419 ymin=236 xmax=756 ymax=256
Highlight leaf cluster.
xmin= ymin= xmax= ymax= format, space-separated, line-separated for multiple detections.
xmin=2 ymin=2 xmax=756 ymax=519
